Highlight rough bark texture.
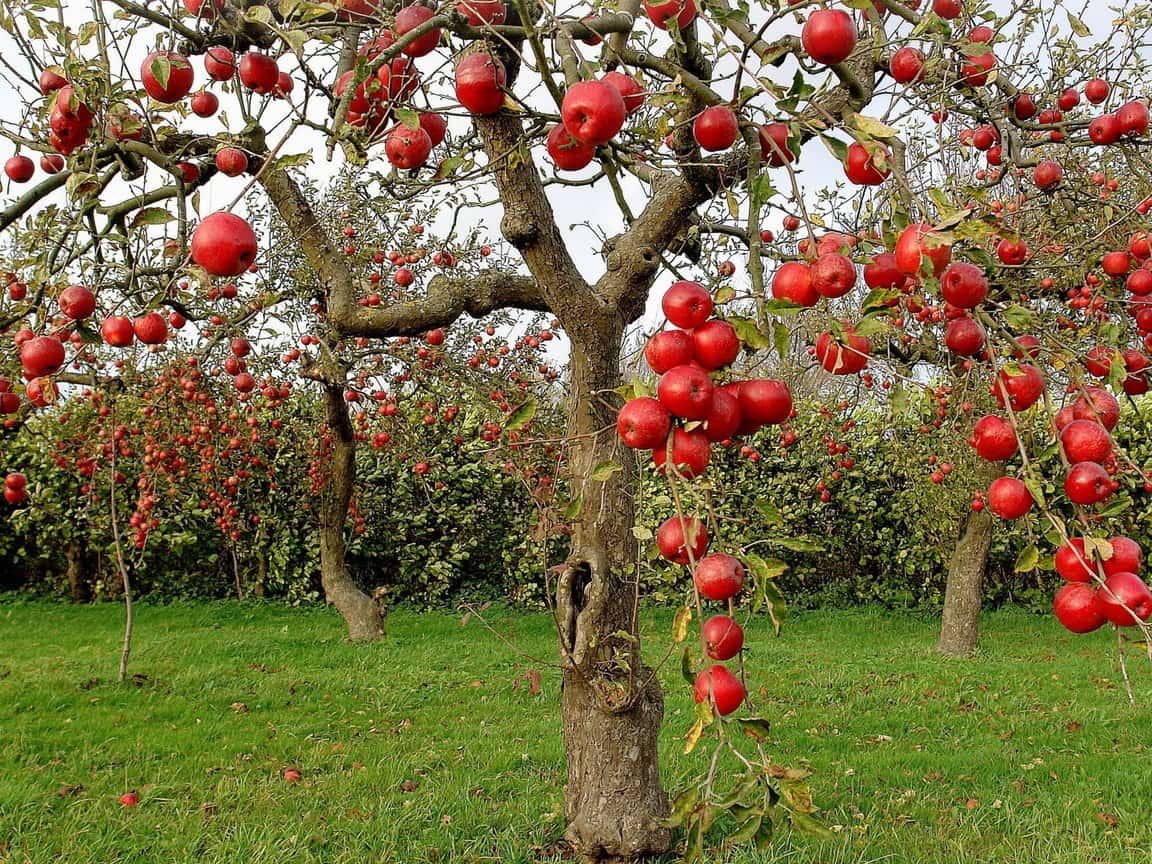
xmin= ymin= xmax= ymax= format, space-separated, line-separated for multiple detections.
xmin=65 ymin=539 xmax=92 ymax=603
xmin=557 ymin=326 xmax=671 ymax=861
xmin=937 ymin=464 xmax=1002 ymax=656
xmin=320 ymin=382 xmax=385 ymax=643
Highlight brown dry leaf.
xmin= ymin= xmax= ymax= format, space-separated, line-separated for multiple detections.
xmin=400 ymin=779 xmax=419 ymax=793
xmin=56 ymin=784 xmax=83 ymax=797
xmin=1097 ymin=812 xmax=1119 ymax=828
xmin=230 ymin=702 xmax=249 ymax=713
xmin=526 ymin=669 xmax=542 ymax=696
xmin=964 ymin=798 xmax=980 ymax=810
xmin=1065 ymin=721 xmax=1082 ymax=732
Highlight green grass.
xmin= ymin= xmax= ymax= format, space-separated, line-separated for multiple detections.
xmin=0 ymin=600 xmax=1150 ymax=863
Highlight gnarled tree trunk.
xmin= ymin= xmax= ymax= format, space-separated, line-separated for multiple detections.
xmin=556 ymin=323 xmax=671 ymax=861
xmin=65 ymin=538 xmax=92 ymax=603
xmin=937 ymin=463 xmax=1002 ymax=656
xmin=320 ymin=381 xmax=385 ymax=642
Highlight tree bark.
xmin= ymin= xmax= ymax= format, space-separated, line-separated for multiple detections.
xmin=937 ymin=463 xmax=1002 ymax=656
xmin=65 ymin=538 xmax=92 ymax=603
xmin=556 ymin=323 xmax=671 ymax=861
xmin=320 ymin=381 xmax=384 ymax=643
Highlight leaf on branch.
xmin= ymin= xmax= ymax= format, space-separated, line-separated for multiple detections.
xmin=672 ymin=606 xmax=692 ymax=643
xmin=770 ymin=536 xmax=824 ymax=553
xmin=1014 ymin=545 xmax=1039 ymax=573
xmin=727 ymin=315 xmax=772 ymax=351
xmin=244 ymin=5 xmax=275 ymax=24
xmin=683 ymin=719 xmax=705 ymax=754
xmin=849 ymin=112 xmax=898 ymax=139
xmin=820 ymin=135 xmax=849 ymax=162
xmin=632 ymin=525 xmax=653 ymax=542
xmin=504 ymin=397 xmax=537 ymax=431
xmin=755 ymin=500 xmax=784 ymax=526
xmin=590 ymin=460 xmax=622 ymax=482
xmin=1023 ymin=476 xmax=1046 ymax=511
xmin=737 ymin=716 xmax=772 ymax=741
xmin=762 ymin=299 xmax=804 ymax=315
xmin=1066 ymin=10 xmax=1090 ymax=36
xmin=130 ymin=207 xmax=174 ymax=228
xmin=681 ymin=647 xmax=696 ymax=685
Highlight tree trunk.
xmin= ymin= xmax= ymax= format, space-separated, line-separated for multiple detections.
xmin=937 ymin=463 xmax=1002 ymax=656
xmin=252 ymin=545 xmax=268 ymax=598
xmin=65 ymin=538 xmax=92 ymax=603
xmin=320 ymin=382 xmax=384 ymax=643
xmin=556 ymin=322 xmax=671 ymax=861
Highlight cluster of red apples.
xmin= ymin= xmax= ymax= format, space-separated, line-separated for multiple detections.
xmin=616 ymin=281 xmax=797 ymax=717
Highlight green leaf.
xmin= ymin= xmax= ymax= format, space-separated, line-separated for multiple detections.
xmin=1023 ymin=476 xmax=1046 ymax=511
xmin=591 ymin=460 xmax=622 ymax=482
xmin=505 ymin=397 xmax=537 ymax=431
xmin=789 ymin=810 xmax=834 ymax=838
xmin=727 ymin=315 xmax=772 ymax=351
xmin=245 ymin=4 xmax=274 ymax=24
xmin=772 ymin=320 xmax=791 ymax=360
xmin=681 ymin=647 xmax=696 ymax=685
xmin=130 ymin=207 xmax=173 ymax=228
xmin=683 ymin=718 xmax=705 ymax=754
xmin=727 ymin=813 xmax=762 ymax=844
xmin=762 ymin=299 xmax=804 ymax=315
xmin=393 ymin=106 xmax=422 ymax=131
xmin=820 ymin=134 xmax=849 ymax=162
xmin=1002 ymin=305 xmax=1040 ymax=332
xmin=562 ymin=495 xmax=582 ymax=519
xmin=672 ymin=606 xmax=692 ymax=643
xmin=850 ymin=112 xmax=898 ymax=138
xmin=770 ymin=536 xmax=824 ymax=553
xmin=631 ymin=525 xmax=653 ymax=541
xmin=1065 ymin=9 xmax=1090 ymax=37
xmin=714 ymin=285 xmax=736 ymax=304
xmin=736 ymin=716 xmax=772 ymax=741
xmin=665 ymin=786 xmax=701 ymax=828
xmin=1014 ymin=544 xmax=1039 ymax=573
xmin=755 ymin=500 xmax=784 ymax=526
xmin=148 ymin=54 xmax=172 ymax=90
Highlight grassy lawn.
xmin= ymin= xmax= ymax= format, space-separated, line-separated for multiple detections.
xmin=0 ymin=600 xmax=1150 ymax=863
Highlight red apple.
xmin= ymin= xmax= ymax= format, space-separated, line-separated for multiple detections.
xmin=656 ymin=515 xmax=708 ymax=564
xmin=702 ymin=615 xmax=744 ymax=660
xmin=59 ymin=285 xmax=96 ymax=320
xmin=1060 ymin=420 xmax=1112 ymax=464
xmin=454 ymin=53 xmax=506 ymax=115
xmin=385 ymin=125 xmax=433 ymax=169
xmin=1095 ymin=572 xmax=1152 ymax=626
xmin=644 ymin=329 xmax=694 ymax=373
xmin=101 ymin=316 xmax=134 ymax=347
xmin=968 ymin=415 xmax=1017 ymax=461
xmin=20 ymin=336 xmax=65 ymax=378
xmin=693 ymin=665 xmax=745 ymax=716
xmin=238 ymin=53 xmax=279 ymax=94
xmin=616 ymin=397 xmax=671 ymax=449
xmin=771 ymin=261 xmax=818 ymax=306
xmin=693 ymin=554 xmax=745 ymax=601
xmin=987 ymin=476 xmax=1032 ymax=520
xmin=4 ymin=155 xmax=34 ymax=183
xmin=191 ymin=212 xmax=258 ymax=277
xmin=190 ymin=90 xmax=219 ymax=117
xmin=562 ymin=81 xmax=627 ymax=146
xmin=1053 ymin=583 xmax=1106 ymax=633
xmin=693 ymin=106 xmax=739 ymax=152
xmin=394 ymin=5 xmax=441 ymax=57
xmin=141 ymin=51 xmax=194 ymax=103
xmin=657 ymin=364 xmax=714 ymax=420
xmin=1064 ymin=461 xmax=1113 ymax=506
xmin=214 ymin=147 xmax=248 ymax=177
xmin=652 ymin=428 xmax=711 ymax=478
xmin=801 ymin=9 xmax=857 ymax=66
xmin=661 ymin=281 xmax=712 ymax=328
xmin=546 ymin=124 xmax=596 ymax=171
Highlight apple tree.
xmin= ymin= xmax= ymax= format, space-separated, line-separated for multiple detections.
xmin=6 ymin=0 xmax=1152 ymax=858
